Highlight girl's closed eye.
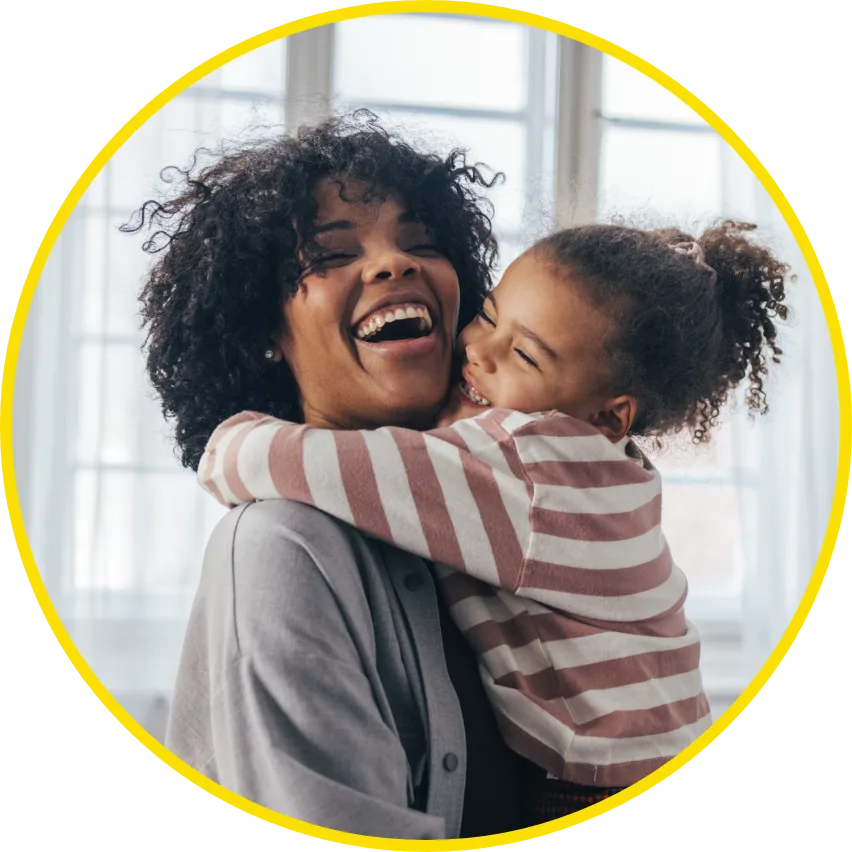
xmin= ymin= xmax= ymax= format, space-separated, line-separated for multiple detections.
xmin=478 ymin=308 xmax=496 ymax=327
xmin=515 ymin=349 xmax=540 ymax=369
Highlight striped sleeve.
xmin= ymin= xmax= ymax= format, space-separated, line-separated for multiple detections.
xmin=502 ymin=413 xmax=673 ymax=619
xmin=198 ymin=408 xmax=667 ymax=609
xmin=197 ymin=409 xmax=534 ymax=589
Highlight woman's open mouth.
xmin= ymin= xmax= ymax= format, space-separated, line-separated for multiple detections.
xmin=351 ymin=301 xmax=439 ymax=360
xmin=354 ymin=302 xmax=433 ymax=341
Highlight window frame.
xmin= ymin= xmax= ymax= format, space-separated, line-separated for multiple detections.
xmin=592 ymin=55 xmax=761 ymax=701
xmin=317 ymin=15 xmax=562 ymax=260
xmin=16 ymin=22 xmax=768 ymax=736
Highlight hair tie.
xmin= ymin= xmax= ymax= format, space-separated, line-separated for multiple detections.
xmin=672 ymin=241 xmax=717 ymax=285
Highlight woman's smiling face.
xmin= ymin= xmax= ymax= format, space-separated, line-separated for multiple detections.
xmin=277 ymin=179 xmax=461 ymax=430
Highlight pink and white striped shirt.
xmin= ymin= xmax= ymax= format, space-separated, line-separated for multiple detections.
xmin=199 ymin=408 xmax=711 ymax=787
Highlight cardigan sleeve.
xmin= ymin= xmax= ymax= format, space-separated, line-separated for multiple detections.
xmin=166 ymin=500 xmax=450 ymax=839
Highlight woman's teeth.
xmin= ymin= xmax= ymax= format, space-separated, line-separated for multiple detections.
xmin=459 ymin=379 xmax=492 ymax=407
xmin=355 ymin=303 xmax=433 ymax=340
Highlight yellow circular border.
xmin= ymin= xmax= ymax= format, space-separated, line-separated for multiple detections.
xmin=2 ymin=2 xmax=849 ymax=847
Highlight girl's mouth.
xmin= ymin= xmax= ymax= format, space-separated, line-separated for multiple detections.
xmin=458 ymin=377 xmax=492 ymax=407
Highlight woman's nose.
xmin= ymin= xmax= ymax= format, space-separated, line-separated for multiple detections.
xmin=362 ymin=248 xmax=421 ymax=284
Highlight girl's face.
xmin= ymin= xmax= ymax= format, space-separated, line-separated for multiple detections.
xmin=277 ymin=179 xmax=460 ymax=430
xmin=450 ymin=249 xmax=616 ymax=422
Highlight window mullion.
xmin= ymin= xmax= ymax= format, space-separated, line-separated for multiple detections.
xmin=285 ymin=25 xmax=335 ymax=132
xmin=523 ymin=26 xmax=547 ymax=225
xmin=554 ymin=39 xmax=602 ymax=227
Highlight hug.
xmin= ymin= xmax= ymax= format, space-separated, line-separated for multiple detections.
xmin=129 ymin=111 xmax=788 ymax=839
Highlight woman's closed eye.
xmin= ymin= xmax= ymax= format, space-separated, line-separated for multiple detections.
xmin=304 ymin=243 xmax=442 ymax=272
xmin=405 ymin=243 xmax=445 ymax=257
xmin=304 ymin=251 xmax=358 ymax=272
xmin=477 ymin=308 xmax=496 ymax=327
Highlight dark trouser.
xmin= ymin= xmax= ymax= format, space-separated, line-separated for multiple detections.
xmin=521 ymin=764 xmax=626 ymax=825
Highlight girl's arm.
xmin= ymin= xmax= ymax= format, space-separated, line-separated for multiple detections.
xmin=199 ymin=408 xmax=667 ymax=602
xmin=199 ymin=410 xmax=533 ymax=591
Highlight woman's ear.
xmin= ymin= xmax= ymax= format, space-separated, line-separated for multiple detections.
xmin=264 ymin=341 xmax=285 ymax=363
xmin=272 ymin=319 xmax=290 ymax=363
xmin=590 ymin=395 xmax=637 ymax=442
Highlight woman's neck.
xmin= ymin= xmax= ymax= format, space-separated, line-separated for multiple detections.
xmin=301 ymin=405 xmax=359 ymax=431
xmin=301 ymin=401 xmax=436 ymax=432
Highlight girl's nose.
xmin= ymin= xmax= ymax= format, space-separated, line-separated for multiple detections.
xmin=465 ymin=342 xmax=497 ymax=373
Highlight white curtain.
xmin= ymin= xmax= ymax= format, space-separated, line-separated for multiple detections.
xmin=734 ymin=186 xmax=839 ymax=675
xmin=594 ymin=75 xmax=841 ymax=711
xmin=12 ymin=45 xmax=288 ymax=741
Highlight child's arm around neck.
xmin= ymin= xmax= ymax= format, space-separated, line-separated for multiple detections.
xmin=198 ymin=408 xmax=659 ymax=599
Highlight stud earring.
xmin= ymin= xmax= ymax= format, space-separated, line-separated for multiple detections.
xmin=264 ymin=349 xmax=274 ymax=360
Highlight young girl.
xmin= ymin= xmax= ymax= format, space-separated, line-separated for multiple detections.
xmin=199 ymin=219 xmax=788 ymax=819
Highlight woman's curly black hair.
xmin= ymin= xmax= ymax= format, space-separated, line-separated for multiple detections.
xmin=534 ymin=220 xmax=790 ymax=442
xmin=125 ymin=111 xmax=501 ymax=470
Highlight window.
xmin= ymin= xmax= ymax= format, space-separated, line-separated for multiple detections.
xmin=599 ymin=56 xmax=747 ymax=614
xmin=16 ymin=39 xmax=289 ymax=736
xmin=18 ymin=16 xmax=564 ymax=742
xmin=597 ymin=55 xmax=838 ymax=715
xmin=331 ymin=14 xmax=560 ymax=271
xmin=599 ymin=58 xmax=757 ymax=711
xmin=14 ymin=17 xmax=837 ymax=740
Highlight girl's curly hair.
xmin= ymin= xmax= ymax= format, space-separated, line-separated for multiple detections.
xmin=534 ymin=220 xmax=789 ymax=442
xmin=125 ymin=110 xmax=501 ymax=470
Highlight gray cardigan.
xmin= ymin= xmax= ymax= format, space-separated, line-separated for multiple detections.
xmin=165 ymin=499 xmax=468 ymax=839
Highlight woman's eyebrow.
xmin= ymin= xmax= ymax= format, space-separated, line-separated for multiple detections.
xmin=311 ymin=219 xmax=356 ymax=236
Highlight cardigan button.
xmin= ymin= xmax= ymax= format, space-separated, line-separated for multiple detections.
xmin=442 ymin=753 xmax=459 ymax=772
xmin=404 ymin=573 xmax=425 ymax=591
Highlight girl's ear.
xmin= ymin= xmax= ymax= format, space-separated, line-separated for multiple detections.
xmin=590 ymin=395 xmax=637 ymax=442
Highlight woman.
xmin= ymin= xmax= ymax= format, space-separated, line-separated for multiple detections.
xmin=130 ymin=112 xmax=527 ymax=838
